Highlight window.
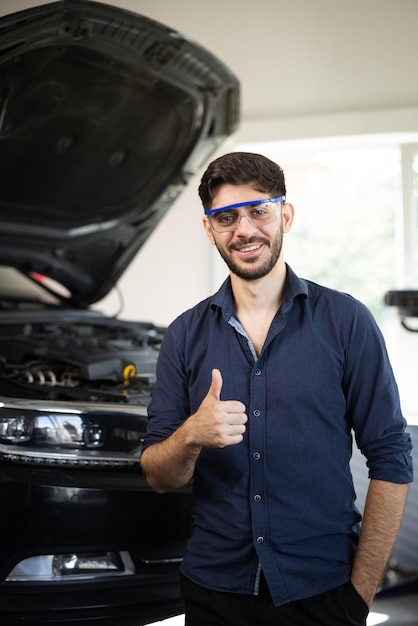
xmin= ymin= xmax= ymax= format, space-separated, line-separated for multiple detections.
xmin=234 ymin=140 xmax=401 ymax=325
xmin=233 ymin=138 xmax=418 ymax=417
xmin=400 ymin=144 xmax=418 ymax=287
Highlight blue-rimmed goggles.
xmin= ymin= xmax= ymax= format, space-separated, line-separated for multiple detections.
xmin=204 ymin=195 xmax=285 ymax=232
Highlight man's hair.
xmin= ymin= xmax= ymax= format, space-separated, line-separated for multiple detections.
xmin=198 ymin=151 xmax=286 ymax=210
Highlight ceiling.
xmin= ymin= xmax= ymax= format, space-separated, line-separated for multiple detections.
xmin=2 ymin=0 xmax=418 ymax=128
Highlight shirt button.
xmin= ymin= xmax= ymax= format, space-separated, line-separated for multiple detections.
xmin=253 ymin=452 xmax=261 ymax=460
xmin=254 ymin=494 xmax=262 ymax=502
xmin=256 ymin=536 xmax=264 ymax=543
xmin=253 ymin=409 xmax=261 ymax=417
xmin=255 ymin=369 xmax=262 ymax=376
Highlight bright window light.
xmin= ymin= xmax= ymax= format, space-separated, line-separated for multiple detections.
xmin=367 ymin=612 xmax=390 ymax=625
xmin=236 ymin=140 xmax=400 ymax=325
xmin=235 ymin=137 xmax=418 ymax=417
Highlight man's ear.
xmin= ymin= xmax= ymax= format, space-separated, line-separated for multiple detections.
xmin=203 ymin=217 xmax=216 ymax=244
xmin=282 ymin=202 xmax=295 ymax=233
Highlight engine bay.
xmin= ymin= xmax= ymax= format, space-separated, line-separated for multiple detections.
xmin=0 ymin=315 xmax=163 ymax=405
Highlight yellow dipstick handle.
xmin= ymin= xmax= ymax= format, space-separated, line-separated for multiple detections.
xmin=123 ymin=364 xmax=136 ymax=384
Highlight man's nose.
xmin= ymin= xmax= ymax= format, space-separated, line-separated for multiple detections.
xmin=234 ymin=212 xmax=257 ymax=234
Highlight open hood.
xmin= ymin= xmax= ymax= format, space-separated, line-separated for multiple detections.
xmin=0 ymin=0 xmax=239 ymax=307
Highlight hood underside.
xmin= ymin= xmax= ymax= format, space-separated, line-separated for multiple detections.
xmin=0 ymin=0 xmax=239 ymax=306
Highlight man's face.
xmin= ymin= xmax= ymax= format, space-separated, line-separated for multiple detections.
xmin=203 ymin=182 xmax=293 ymax=281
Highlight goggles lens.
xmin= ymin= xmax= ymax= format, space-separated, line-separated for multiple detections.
xmin=205 ymin=196 xmax=285 ymax=232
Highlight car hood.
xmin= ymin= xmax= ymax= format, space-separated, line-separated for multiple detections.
xmin=0 ymin=0 xmax=239 ymax=307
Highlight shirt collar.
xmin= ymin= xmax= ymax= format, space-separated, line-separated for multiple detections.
xmin=210 ymin=264 xmax=308 ymax=321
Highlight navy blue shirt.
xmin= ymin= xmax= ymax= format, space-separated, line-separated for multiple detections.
xmin=143 ymin=265 xmax=413 ymax=606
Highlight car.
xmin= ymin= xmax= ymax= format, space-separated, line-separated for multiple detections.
xmin=0 ymin=1 xmax=239 ymax=623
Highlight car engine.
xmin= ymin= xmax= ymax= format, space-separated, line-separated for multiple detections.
xmin=0 ymin=314 xmax=163 ymax=405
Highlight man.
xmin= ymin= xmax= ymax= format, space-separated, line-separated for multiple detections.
xmin=140 ymin=152 xmax=413 ymax=626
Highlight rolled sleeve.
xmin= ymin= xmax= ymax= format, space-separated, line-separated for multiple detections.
xmin=343 ymin=301 xmax=414 ymax=485
xmin=366 ymin=450 xmax=414 ymax=483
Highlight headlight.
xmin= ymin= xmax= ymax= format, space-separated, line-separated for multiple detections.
xmin=0 ymin=399 xmax=147 ymax=469
xmin=6 ymin=551 xmax=136 ymax=581
xmin=0 ymin=413 xmax=102 ymax=447
xmin=0 ymin=414 xmax=33 ymax=442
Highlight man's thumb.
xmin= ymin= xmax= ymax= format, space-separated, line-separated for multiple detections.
xmin=209 ymin=368 xmax=223 ymax=400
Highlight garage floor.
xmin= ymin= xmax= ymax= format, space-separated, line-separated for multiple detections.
xmin=370 ymin=592 xmax=418 ymax=625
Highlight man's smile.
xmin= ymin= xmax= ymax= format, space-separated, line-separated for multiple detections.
xmin=238 ymin=244 xmax=263 ymax=253
xmin=230 ymin=239 xmax=269 ymax=258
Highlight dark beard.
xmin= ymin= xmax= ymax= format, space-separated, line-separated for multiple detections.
xmin=215 ymin=231 xmax=284 ymax=281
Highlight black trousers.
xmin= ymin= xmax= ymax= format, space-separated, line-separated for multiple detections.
xmin=180 ymin=574 xmax=369 ymax=626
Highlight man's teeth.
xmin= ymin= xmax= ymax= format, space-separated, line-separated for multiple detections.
xmin=240 ymin=244 xmax=261 ymax=252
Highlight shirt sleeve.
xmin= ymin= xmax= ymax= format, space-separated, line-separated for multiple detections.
xmin=343 ymin=300 xmax=414 ymax=484
xmin=142 ymin=316 xmax=190 ymax=450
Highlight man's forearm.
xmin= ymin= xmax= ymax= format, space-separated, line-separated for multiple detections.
xmin=140 ymin=422 xmax=202 ymax=493
xmin=351 ymin=479 xmax=410 ymax=607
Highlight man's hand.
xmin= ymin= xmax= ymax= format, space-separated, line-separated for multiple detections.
xmin=187 ymin=369 xmax=248 ymax=448
xmin=141 ymin=368 xmax=247 ymax=492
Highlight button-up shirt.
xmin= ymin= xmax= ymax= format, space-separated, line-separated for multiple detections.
xmin=143 ymin=265 xmax=413 ymax=606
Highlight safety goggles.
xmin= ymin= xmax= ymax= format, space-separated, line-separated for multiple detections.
xmin=204 ymin=196 xmax=285 ymax=232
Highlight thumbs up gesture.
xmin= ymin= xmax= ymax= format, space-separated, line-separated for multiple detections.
xmin=189 ymin=369 xmax=247 ymax=448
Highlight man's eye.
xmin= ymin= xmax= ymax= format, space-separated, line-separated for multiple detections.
xmin=251 ymin=208 xmax=268 ymax=218
xmin=215 ymin=213 xmax=236 ymax=224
